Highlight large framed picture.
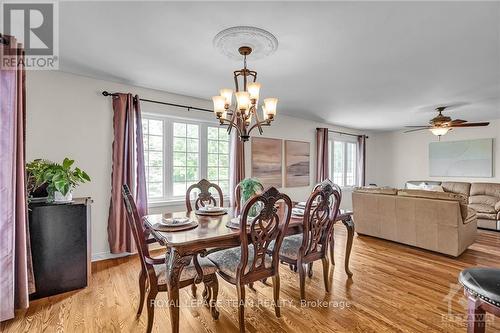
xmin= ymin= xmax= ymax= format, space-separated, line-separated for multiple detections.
xmin=251 ymin=137 xmax=282 ymax=187
xmin=285 ymin=140 xmax=310 ymax=187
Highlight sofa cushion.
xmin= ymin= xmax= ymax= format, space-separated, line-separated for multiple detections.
xmin=476 ymin=212 xmax=497 ymax=220
xmin=470 ymin=183 xmax=500 ymax=198
xmin=355 ymin=187 xmax=398 ymax=195
xmin=442 ymin=182 xmax=471 ymax=197
xmin=469 ymin=203 xmax=497 ymax=214
xmin=397 ymin=189 xmax=467 ymax=204
xmin=469 ymin=195 xmax=499 ymax=208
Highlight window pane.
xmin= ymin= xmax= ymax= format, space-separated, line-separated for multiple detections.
xmin=208 ymin=140 xmax=218 ymax=153
xmin=219 ymin=181 xmax=229 ymax=194
xmin=149 ymin=151 xmax=163 ymax=167
xmin=173 ymin=122 xmax=186 ymax=137
xmin=173 ymin=137 xmax=186 ymax=152
xmin=173 ymin=167 xmax=186 ymax=182
xmin=149 ymin=119 xmax=163 ymax=135
xmin=149 ymin=167 xmax=163 ymax=183
xmin=218 ymin=141 xmax=228 ymax=153
xmin=207 ymin=167 xmax=218 ymax=180
xmin=333 ymin=141 xmax=345 ymax=186
xmin=219 ymin=154 xmax=229 ymax=167
xmin=219 ymin=167 xmax=228 ymax=179
xmin=186 ymin=167 xmax=198 ymax=181
xmin=346 ymin=143 xmax=356 ymax=186
xmin=148 ymin=182 xmax=162 ymax=198
xmin=142 ymin=120 xmax=148 ymax=134
xmin=187 ymin=139 xmax=198 ymax=152
xmin=148 ymin=135 xmax=162 ymax=151
xmin=218 ymin=128 xmax=229 ymax=141
xmin=173 ymin=152 xmax=186 ymax=166
xmin=208 ymin=153 xmax=218 ymax=166
xmin=208 ymin=127 xmax=218 ymax=140
xmin=187 ymin=153 xmax=198 ymax=166
xmin=187 ymin=124 xmax=199 ymax=138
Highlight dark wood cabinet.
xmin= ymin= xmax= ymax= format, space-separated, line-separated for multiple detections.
xmin=28 ymin=197 xmax=91 ymax=299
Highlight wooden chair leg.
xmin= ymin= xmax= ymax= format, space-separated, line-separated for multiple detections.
xmin=272 ymin=274 xmax=281 ymax=317
xmin=209 ymin=275 xmax=220 ymax=320
xmin=146 ymin=289 xmax=158 ymax=333
xmin=467 ymin=296 xmax=486 ymax=333
xmin=329 ymin=232 xmax=335 ymax=266
xmin=137 ymin=270 xmax=147 ymax=318
xmin=237 ymin=284 xmax=246 ymax=333
xmin=308 ymin=263 xmax=313 ymax=278
xmin=191 ymin=283 xmax=197 ymax=297
xmin=249 ymin=282 xmax=255 ymax=290
xmin=321 ymin=257 xmax=330 ymax=293
xmin=298 ymin=263 xmax=306 ymax=301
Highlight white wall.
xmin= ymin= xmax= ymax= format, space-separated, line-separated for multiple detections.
xmin=26 ymin=70 xmax=373 ymax=260
xmin=369 ymin=119 xmax=500 ymax=188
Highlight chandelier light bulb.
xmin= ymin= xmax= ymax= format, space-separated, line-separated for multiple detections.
xmin=219 ymin=88 xmax=233 ymax=107
xmin=247 ymin=82 xmax=261 ymax=102
xmin=212 ymin=96 xmax=226 ymax=117
xmin=235 ymin=91 xmax=250 ymax=112
xmin=264 ymin=98 xmax=278 ymax=119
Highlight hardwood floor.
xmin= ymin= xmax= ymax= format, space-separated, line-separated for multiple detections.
xmin=2 ymin=228 xmax=499 ymax=333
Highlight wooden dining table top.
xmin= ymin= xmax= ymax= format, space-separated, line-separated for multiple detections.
xmin=143 ymin=205 xmax=352 ymax=249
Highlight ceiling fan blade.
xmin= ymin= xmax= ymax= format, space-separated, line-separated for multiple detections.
xmin=450 ymin=122 xmax=490 ymax=128
xmin=404 ymin=127 xmax=430 ymax=133
xmin=405 ymin=125 xmax=431 ymax=128
xmin=449 ymin=119 xmax=467 ymax=125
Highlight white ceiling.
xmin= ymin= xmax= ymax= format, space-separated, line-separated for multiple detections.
xmin=59 ymin=1 xmax=500 ymax=130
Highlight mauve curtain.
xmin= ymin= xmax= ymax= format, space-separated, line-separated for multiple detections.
xmin=229 ymin=129 xmax=245 ymax=207
xmin=0 ymin=35 xmax=35 ymax=322
xmin=107 ymin=93 xmax=148 ymax=254
xmin=357 ymin=135 xmax=366 ymax=187
xmin=316 ymin=128 xmax=329 ymax=183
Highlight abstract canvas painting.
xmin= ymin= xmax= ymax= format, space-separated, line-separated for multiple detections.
xmin=285 ymin=140 xmax=310 ymax=187
xmin=429 ymin=138 xmax=493 ymax=177
xmin=251 ymin=137 xmax=282 ymax=187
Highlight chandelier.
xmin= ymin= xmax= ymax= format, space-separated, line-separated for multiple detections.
xmin=212 ymin=46 xmax=278 ymax=142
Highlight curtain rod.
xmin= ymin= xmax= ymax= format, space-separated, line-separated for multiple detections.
xmin=101 ymin=91 xmax=213 ymax=113
xmin=318 ymin=128 xmax=369 ymax=139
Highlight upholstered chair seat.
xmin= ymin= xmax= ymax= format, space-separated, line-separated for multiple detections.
xmin=269 ymin=235 xmax=305 ymax=261
xmin=459 ymin=268 xmax=500 ymax=307
xmin=153 ymin=256 xmax=218 ymax=284
xmin=208 ymin=246 xmax=273 ymax=278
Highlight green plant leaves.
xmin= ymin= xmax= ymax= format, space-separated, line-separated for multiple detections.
xmin=62 ymin=158 xmax=74 ymax=170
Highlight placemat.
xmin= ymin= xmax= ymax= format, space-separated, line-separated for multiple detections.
xmin=152 ymin=220 xmax=198 ymax=232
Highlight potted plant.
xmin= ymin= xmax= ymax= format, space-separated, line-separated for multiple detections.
xmin=240 ymin=178 xmax=263 ymax=217
xmin=26 ymin=158 xmax=91 ymax=202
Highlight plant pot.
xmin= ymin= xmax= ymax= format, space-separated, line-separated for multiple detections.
xmin=54 ymin=191 xmax=73 ymax=202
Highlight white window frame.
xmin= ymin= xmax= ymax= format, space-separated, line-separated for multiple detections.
xmin=142 ymin=113 xmax=230 ymax=205
xmin=329 ymin=137 xmax=358 ymax=189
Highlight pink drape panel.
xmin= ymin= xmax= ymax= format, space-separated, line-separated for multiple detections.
xmin=315 ymin=128 xmax=329 ymax=183
xmin=0 ymin=35 xmax=35 ymax=322
xmin=107 ymin=93 xmax=148 ymax=254
xmin=357 ymin=135 xmax=366 ymax=187
xmin=229 ymin=129 xmax=245 ymax=206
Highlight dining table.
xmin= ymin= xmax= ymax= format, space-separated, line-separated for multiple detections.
xmin=143 ymin=205 xmax=355 ymax=333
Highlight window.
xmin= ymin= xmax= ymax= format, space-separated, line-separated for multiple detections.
xmin=207 ymin=127 xmax=230 ymax=195
xmin=142 ymin=118 xmax=164 ymax=198
xmin=329 ymin=139 xmax=357 ymax=187
xmin=141 ymin=116 xmax=230 ymax=202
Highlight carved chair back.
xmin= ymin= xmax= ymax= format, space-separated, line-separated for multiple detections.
xmin=237 ymin=187 xmax=292 ymax=283
xmin=234 ymin=180 xmax=264 ymax=211
xmin=122 ymin=185 xmax=157 ymax=284
xmin=185 ymin=179 xmax=224 ymax=211
xmin=301 ymin=180 xmax=341 ymax=260
xmin=313 ymin=179 xmax=342 ymax=211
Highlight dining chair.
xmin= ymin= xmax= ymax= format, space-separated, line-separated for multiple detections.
xmin=122 ymin=185 xmax=220 ymax=333
xmin=272 ymin=179 xmax=341 ymax=300
xmin=185 ymin=178 xmax=224 ymax=211
xmin=207 ymin=187 xmax=292 ymax=333
xmin=313 ymin=179 xmax=342 ymax=268
xmin=234 ymin=180 xmax=264 ymax=211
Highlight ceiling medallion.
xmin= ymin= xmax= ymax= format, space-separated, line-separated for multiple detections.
xmin=213 ymin=26 xmax=278 ymax=61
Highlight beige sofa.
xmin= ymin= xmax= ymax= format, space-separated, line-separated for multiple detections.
xmin=352 ymin=188 xmax=477 ymax=257
xmin=406 ymin=181 xmax=500 ymax=231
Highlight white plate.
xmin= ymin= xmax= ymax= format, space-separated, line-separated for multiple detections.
xmin=199 ymin=206 xmax=224 ymax=212
xmin=160 ymin=217 xmax=191 ymax=226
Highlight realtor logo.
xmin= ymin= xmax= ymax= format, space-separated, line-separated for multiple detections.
xmin=1 ymin=1 xmax=59 ymax=69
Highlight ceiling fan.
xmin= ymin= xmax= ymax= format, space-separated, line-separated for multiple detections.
xmin=404 ymin=106 xmax=489 ymax=137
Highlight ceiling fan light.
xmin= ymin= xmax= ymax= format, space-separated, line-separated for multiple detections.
xmin=429 ymin=127 xmax=450 ymax=136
